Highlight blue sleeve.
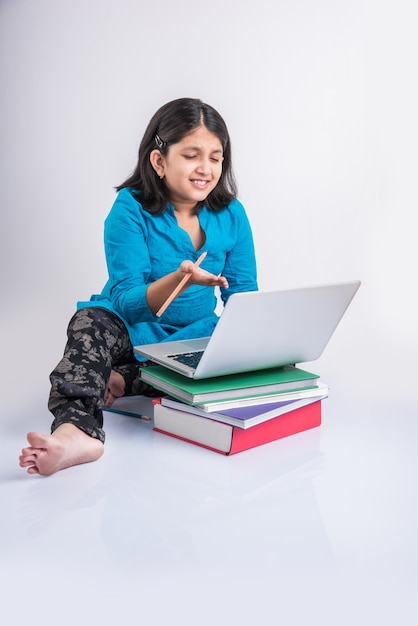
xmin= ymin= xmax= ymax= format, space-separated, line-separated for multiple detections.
xmin=219 ymin=200 xmax=258 ymax=304
xmin=103 ymin=190 xmax=156 ymax=324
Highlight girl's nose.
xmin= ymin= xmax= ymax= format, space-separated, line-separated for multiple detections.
xmin=196 ymin=159 xmax=211 ymax=174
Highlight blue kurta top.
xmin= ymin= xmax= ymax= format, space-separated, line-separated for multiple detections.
xmin=78 ymin=188 xmax=258 ymax=354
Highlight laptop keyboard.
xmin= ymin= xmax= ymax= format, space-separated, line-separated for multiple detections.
xmin=168 ymin=351 xmax=204 ymax=369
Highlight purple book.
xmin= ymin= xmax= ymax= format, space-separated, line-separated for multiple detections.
xmin=160 ymin=389 xmax=328 ymax=429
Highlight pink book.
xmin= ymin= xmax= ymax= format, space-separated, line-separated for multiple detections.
xmin=153 ymin=400 xmax=322 ymax=455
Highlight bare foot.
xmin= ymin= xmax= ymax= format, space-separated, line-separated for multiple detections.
xmin=19 ymin=424 xmax=104 ymax=476
xmin=104 ymin=370 xmax=125 ymax=407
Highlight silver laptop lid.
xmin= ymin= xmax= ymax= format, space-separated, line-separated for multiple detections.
xmin=135 ymin=280 xmax=361 ymax=379
xmin=193 ymin=280 xmax=360 ymax=378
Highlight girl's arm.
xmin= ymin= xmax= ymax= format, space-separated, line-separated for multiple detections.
xmin=145 ymin=261 xmax=228 ymax=315
xmin=219 ymin=201 xmax=258 ymax=303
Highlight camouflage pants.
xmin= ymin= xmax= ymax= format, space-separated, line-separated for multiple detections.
xmin=48 ymin=307 xmax=154 ymax=443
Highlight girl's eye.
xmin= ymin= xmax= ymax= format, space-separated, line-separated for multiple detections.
xmin=183 ymin=154 xmax=223 ymax=162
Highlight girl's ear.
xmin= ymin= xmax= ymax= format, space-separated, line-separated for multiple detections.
xmin=150 ymin=149 xmax=165 ymax=178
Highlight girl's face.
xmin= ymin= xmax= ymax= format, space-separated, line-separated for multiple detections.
xmin=150 ymin=126 xmax=224 ymax=211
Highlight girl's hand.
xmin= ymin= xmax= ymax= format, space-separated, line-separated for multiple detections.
xmin=146 ymin=258 xmax=228 ymax=315
xmin=179 ymin=260 xmax=229 ymax=289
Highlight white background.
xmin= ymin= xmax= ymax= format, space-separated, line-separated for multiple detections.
xmin=1 ymin=2 xmax=417 ymax=624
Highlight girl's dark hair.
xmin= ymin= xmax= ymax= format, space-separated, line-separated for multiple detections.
xmin=116 ymin=98 xmax=237 ymax=214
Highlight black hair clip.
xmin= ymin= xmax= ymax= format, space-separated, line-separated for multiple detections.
xmin=154 ymin=134 xmax=167 ymax=150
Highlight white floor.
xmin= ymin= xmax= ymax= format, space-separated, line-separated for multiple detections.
xmin=1 ymin=361 xmax=417 ymax=626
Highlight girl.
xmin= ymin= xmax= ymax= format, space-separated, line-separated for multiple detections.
xmin=19 ymin=97 xmax=258 ymax=476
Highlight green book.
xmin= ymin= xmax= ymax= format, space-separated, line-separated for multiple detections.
xmin=139 ymin=364 xmax=319 ymax=405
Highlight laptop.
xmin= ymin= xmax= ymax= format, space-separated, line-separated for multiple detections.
xmin=134 ymin=280 xmax=361 ymax=379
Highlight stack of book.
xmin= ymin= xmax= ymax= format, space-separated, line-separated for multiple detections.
xmin=138 ymin=364 xmax=328 ymax=455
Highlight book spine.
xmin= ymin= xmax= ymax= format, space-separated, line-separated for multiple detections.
xmin=228 ymin=400 xmax=322 ymax=454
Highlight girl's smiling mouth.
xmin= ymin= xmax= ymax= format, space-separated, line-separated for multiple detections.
xmin=192 ymin=179 xmax=210 ymax=188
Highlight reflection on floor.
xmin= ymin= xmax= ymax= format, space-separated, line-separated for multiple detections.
xmin=2 ymin=383 xmax=417 ymax=625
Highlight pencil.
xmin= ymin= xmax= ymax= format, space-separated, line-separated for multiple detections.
xmin=156 ymin=250 xmax=208 ymax=318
